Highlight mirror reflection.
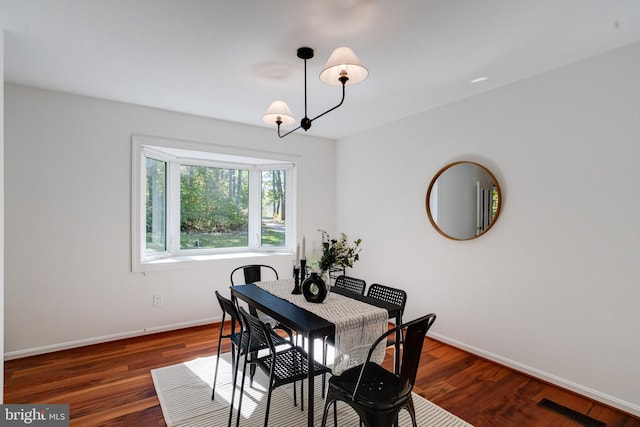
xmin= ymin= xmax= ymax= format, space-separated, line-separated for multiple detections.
xmin=426 ymin=161 xmax=501 ymax=240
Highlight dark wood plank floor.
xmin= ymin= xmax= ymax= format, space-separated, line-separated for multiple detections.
xmin=4 ymin=324 xmax=640 ymax=426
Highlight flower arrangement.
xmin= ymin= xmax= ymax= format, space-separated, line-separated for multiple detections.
xmin=318 ymin=230 xmax=362 ymax=273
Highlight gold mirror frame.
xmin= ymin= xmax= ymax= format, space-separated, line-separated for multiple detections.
xmin=426 ymin=161 xmax=502 ymax=240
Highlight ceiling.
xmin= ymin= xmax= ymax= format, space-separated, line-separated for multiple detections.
xmin=2 ymin=0 xmax=640 ymax=140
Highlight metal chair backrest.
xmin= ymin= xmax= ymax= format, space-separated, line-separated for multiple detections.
xmin=238 ymin=306 xmax=277 ymax=354
xmin=367 ymin=284 xmax=408 ymax=348
xmin=334 ymin=275 xmax=366 ymax=295
xmin=367 ymin=283 xmax=407 ymax=313
xmin=397 ymin=314 xmax=436 ymax=395
xmin=230 ymin=264 xmax=279 ymax=285
xmin=354 ymin=313 xmax=436 ymax=399
xmin=215 ymin=290 xmax=242 ymax=335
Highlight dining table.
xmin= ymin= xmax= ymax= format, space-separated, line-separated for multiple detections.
xmin=230 ymin=278 xmax=403 ymax=427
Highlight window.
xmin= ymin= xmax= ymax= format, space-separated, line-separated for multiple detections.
xmin=146 ymin=157 xmax=166 ymax=255
xmin=261 ymin=170 xmax=287 ymax=247
xmin=179 ymin=164 xmax=250 ymax=249
xmin=132 ymin=136 xmax=296 ymax=271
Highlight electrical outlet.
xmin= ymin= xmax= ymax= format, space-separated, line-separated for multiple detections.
xmin=153 ymin=294 xmax=162 ymax=307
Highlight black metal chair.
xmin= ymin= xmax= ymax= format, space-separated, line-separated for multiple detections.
xmin=320 ymin=313 xmax=437 ymax=427
xmin=367 ymin=284 xmax=407 ymax=347
xmin=366 ymin=284 xmax=406 ymax=317
xmin=230 ymin=264 xmax=279 ymax=285
xmin=236 ymin=306 xmax=331 ymax=427
xmin=333 ymin=275 xmax=366 ymax=295
xmin=212 ymin=291 xmax=291 ymax=427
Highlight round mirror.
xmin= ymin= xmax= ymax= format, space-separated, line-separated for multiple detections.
xmin=426 ymin=161 xmax=501 ymax=240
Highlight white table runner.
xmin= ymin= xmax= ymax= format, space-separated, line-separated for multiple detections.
xmin=255 ymin=278 xmax=388 ymax=375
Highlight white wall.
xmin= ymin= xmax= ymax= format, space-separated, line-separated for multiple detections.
xmin=337 ymin=42 xmax=640 ymax=415
xmin=1 ymin=29 xmax=6 ymax=402
xmin=4 ymin=84 xmax=335 ymax=357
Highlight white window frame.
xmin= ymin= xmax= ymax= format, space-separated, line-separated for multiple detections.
xmin=131 ymin=135 xmax=297 ymax=272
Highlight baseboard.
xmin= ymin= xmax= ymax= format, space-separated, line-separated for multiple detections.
xmin=3 ymin=317 xmax=220 ymax=360
xmin=429 ymin=332 xmax=640 ymax=418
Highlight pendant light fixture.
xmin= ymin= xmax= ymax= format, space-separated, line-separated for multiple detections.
xmin=262 ymin=46 xmax=368 ymax=138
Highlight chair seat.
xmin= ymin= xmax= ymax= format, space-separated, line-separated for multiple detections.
xmin=329 ymin=362 xmax=405 ymax=409
xmin=257 ymin=347 xmax=331 ymax=387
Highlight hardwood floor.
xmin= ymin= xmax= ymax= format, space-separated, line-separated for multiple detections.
xmin=4 ymin=324 xmax=639 ymax=427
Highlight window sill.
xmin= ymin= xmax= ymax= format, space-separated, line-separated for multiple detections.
xmin=134 ymin=251 xmax=292 ymax=273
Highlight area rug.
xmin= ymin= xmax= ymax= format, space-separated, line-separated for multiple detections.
xmin=151 ymin=353 xmax=473 ymax=426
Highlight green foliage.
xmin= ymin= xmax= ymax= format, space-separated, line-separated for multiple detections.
xmin=318 ymin=230 xmax=362 ymax=272
xmin=261 ymin=170 xmax=285 ymax=221
xmin=180 ymin=165 xmax=248 ymax=234
xmin=178 ymin=219 xmax=284 ymax=249
xmin=261 ymin=224 xmax=285 ymax=246
xmin=145 ymin=158 xmax=166 ymax=233
xmin=146 ymin=161 xmax=288 ymax=250
xmin=180 ymin=231 xmax=248 ymax=248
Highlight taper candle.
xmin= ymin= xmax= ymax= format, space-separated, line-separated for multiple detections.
xmin=302 ymin=236 xmax=306 ymax=259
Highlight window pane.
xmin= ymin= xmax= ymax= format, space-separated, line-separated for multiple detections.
xmin=261 ymin=170 xmax=286 ymax=247
xmin=180 ymin=165 xmax=249 ymax=249
xmin=146 ymin=157 xmax=166 ymax=254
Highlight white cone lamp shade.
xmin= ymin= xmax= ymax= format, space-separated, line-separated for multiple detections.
xmin=262 ymin=100 xmax=296 ymax=126
xmin=319 ymin=47 xmax=368 ymax=86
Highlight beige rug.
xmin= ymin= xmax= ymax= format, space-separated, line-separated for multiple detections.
xmin=151 ymin=353 xmax=473 ymax=426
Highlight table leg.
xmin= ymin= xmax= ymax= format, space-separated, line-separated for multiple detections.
xmin=307 ymin=333 xmax=314 ymax=427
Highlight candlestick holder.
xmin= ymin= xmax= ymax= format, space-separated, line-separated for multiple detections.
xmin=291 ymin=266 xmax=302 ymax=294
xmin=300 ymin=258 xmax=307 ymax=281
